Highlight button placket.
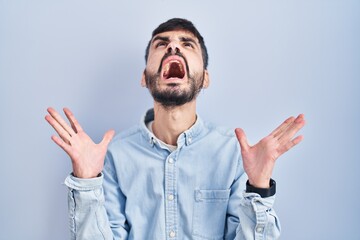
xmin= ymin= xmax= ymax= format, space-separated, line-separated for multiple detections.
xmin=165 ymin=154 xmax=177 ymax=239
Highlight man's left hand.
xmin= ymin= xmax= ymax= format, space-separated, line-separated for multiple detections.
xmin=235 ymin=114 xmax=306 ymax=188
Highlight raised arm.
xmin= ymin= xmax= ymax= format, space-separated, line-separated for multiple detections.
xmin=235 ymin=114 xmax=305 ymax=188
xmin=45 ymin=107 xmax=115 ymax=178
xmin=45 ymin=107 xmax=126 ymax=240
xmin=230 ymin=114 xmax=305 ymax=239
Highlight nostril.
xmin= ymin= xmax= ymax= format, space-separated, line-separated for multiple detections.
xmin=167 ymin=46 xmax=180 ymax=54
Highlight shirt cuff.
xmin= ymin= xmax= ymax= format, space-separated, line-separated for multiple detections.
xmin=64 ymin=172 xmax=103 ymax=191
xmin=243 ymin=192 xmax=276 ymax=210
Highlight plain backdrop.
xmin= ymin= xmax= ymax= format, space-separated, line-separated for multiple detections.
xmin=0 ymin=0 xmax=359 ymax=239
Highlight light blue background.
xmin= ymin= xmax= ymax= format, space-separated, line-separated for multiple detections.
xmin=0 ymin=0 xmax=359 ymax=239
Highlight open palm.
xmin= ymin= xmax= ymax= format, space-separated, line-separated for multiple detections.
xmin=45 ymin=107 xmax=115 ymax=178
xmin=235 ymin=114 xmax=305 ymax=188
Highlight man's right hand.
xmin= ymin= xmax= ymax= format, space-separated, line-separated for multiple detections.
xmin=45 ymin=107 xmax=115 ymax=178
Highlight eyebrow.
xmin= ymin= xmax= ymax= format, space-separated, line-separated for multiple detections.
xmin=152 ymin=36 xmax=169 ymax=43
xmin=179 ymin=37 xmax=197 ymax=45
xmin=151 ymin=35 xmax=199 ymax=46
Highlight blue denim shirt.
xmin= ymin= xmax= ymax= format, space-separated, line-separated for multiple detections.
xmin=64 ymin=109 xmax=281 ymax=240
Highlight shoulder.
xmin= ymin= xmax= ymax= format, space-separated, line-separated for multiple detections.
xmin=108 ymin=124 xmax=145 ymax=149
xmin=203 ymin=120 xmax=236 ymax=139
xmin=195 ymin=120 xmax=240 ymax=153
xmin=202 ymin=120 xmax=241 ymax=155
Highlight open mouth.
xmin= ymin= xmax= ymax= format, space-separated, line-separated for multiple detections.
xmin=163 ymin=60 xmax=185 ymax=79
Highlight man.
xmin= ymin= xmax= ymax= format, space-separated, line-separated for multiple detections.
xmin=45 ymin=18 xmax=305 ymax=239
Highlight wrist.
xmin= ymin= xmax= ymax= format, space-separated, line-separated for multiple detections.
xmin=72 ymin=171 xmax=102 ymax=179
xmin=248 ymin=178 xmax=270 ymax=189
xmin=249 ymin=181 xmax=269 ymax=189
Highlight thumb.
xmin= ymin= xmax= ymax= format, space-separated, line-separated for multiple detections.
xmin=100 ymin=129 xmax=115 ymax=147
xmin=235 ymin=128 xmax=249 ymax=152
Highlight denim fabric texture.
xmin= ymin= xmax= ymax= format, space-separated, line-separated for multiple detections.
xmin=64 ymin=109 xmax=281 ymax=240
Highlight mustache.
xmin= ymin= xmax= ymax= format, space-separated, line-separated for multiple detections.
xmin=157 ymin=51 xmax=190 ymax=76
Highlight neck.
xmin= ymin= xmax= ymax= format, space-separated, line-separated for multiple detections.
xmin=152 ymin=101 xmax=197 ymax=146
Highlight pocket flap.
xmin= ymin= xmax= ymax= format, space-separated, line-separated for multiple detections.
xmin=195 ymin=189 xmax=230 ymax=202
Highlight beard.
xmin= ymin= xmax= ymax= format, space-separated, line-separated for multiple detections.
xmin=144 ymin=70 xmax=205 ymax=108
xmin=145 ymin=52 xmax=205 ymax=108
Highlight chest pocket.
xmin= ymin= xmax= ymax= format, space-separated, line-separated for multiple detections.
xmin=192 ymin=189 xmax=231 ymax=240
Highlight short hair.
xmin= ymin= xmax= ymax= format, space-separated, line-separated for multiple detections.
xmin=144 ymin=18 xmax=209 ymax=69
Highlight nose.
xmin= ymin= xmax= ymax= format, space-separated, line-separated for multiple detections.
xmin=167 ymin=42 xmax=180 ymax=55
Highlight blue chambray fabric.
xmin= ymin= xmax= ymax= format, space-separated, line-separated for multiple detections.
xmin=64 ymin=109 xmax=281 ymax=240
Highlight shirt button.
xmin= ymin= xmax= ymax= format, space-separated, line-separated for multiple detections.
xmin=168 ymin=194 xmax=174 ymax=201
xmin=256 ymin=226 xmax=264 ymax=233
xmin=169 ymin=230 xmax=176 ymax=238
xmin=168 ymin=158 xmax=174 ymax=164
xmin=188 ymin=137 xmax=192 ymax=143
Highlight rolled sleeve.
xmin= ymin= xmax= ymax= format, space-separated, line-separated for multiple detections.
xmin=64 ymin=173 xmax=103 ymax=191
xmin=64 ymin=173 xmax=114 ymax=240
xmin=236 ymin=192 xmax=281 ymax=240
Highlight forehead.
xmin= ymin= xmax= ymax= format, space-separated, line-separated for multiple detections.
xmin=151 ymin=30 xmax=199 ymax=43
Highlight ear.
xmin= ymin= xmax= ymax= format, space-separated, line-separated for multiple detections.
xmin=202 ymin=70 xmax=210 ymax=89
xmin=141 ymin=70 xmax=147 ymax=87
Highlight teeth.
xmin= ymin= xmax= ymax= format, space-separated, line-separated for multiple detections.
xmin=164 ymin=63 xmax=170 ymax=73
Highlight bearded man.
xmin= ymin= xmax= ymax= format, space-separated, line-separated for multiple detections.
xmin=46 ymin=18 xmax=305 ymax=240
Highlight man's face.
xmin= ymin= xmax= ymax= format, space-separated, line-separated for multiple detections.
xmin=142 ymin=30 xmax=209 ymax=108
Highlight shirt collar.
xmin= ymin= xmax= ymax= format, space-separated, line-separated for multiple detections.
xmin=140 ymin=108 xmax=204 ymax=148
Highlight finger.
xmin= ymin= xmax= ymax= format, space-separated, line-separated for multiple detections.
xmin=51 ymin=135 xmax=72 ymax=154
xmin=270 ymin=116 xmax=295 ymax=138
xmin=295 ymin=113 xmax=305 ymax=124
xmin=235 ymin=128 xmax=250 ymax=152
xmin=292 ymin=134 xmax=304 ymax=145
xmin=278 ymin=114 xmax=306 ymax=143
xmin=45 ymin=114 xmax=72 ymax=144
xmin=279 ymin=135 xmax=304 ymax=155
xmin=63 ymin=108 xmax=84 ymax=133
xmin=47 ymin=107 xmax=76 ymax=136
xmin=100 ymin=130 xmax=115 ymax=147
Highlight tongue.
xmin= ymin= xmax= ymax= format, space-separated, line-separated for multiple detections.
xmin=164 ymin=62 xmax=185 ymax=79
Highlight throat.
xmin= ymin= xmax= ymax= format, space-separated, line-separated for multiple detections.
xmin=147 ymin=121 xmax=177 ymax=151
xmin=152 ymin=104 xmax=197 ymax=145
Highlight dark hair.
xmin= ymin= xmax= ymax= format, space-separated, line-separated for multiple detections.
xmin=145 ymin=18 xmax=209 ymax=69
